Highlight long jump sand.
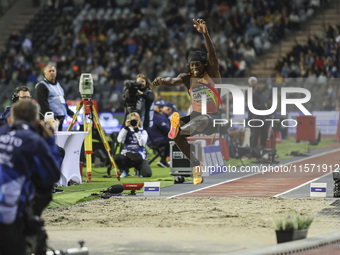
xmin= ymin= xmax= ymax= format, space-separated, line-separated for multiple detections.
xmin=43 ymin=197 xmax=339 ymax=254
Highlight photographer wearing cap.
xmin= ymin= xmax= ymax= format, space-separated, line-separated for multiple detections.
xmin=108 ymin=112 xmax=152 ymax=178
xmin=123 ymin=73 xmax=154 ymax=130
xmin=162 ymin=102 xmax=178 ymax=121
xmin=0 ymin=100 xmax=61 ymax=255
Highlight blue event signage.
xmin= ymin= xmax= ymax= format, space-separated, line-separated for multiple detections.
xmin=144 ymin=187 xmax=160 ymax=191
xmin=311 ymin=187 xmax=326 ymax=192
xmin=310 ymin=183 xmax=327 ymax=198
xmin=144 ymin=182 xmax=161 ymax=196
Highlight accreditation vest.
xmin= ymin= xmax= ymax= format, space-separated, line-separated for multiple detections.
xmin=37 ymin=80 xmax=67 ymax=116
xmin=189 ymin=73 xmax=219 ymax=113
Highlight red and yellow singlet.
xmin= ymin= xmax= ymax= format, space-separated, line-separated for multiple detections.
xmin=189 ymin=72 xmax=219 ymax=113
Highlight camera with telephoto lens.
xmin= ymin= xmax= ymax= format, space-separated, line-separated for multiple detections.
xmin=123 ymin=80 xmax=144 ymax=113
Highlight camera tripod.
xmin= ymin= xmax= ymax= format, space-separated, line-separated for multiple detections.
xmin=67 ymin=98 xmax=120 ymax=181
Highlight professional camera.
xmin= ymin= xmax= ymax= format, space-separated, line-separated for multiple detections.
xmin=79 ymin=73 xmax=94 ymax=98
xmin=123 ymin=80 xmax=144 ymax=113
xmin=130 ymin=119 xmax=138 ymax=127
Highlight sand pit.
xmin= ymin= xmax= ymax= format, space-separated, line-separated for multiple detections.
xmin=42 ymin=197 xmax=339 ymax=254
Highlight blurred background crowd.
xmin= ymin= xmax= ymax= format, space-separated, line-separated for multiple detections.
xmin=0 ymin=0 xmax=339 ymax=114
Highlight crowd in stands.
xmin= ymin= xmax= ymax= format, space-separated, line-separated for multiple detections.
xmin=0 ymin=0 xmax=333 ymax=113
xmin=274 ymin=22 xmax=340 ymax=110
xmin=275 ymin=24 xmax=340 ymax=79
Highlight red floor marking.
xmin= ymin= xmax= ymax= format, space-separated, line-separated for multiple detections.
xmin=180 ymin=146 xmax=340 ymax=198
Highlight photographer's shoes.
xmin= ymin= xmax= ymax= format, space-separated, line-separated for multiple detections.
xmin=120 ymin=170 xmax=128 ymax=178
xmin=169 ymin=112 xmax=180 ymax=139
xmin=157 ymin=160 xmax=169 ymax=168
xmin=193 ymin=163 xmax=203 ymax=185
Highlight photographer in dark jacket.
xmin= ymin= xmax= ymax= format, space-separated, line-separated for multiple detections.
xmin=123 ymin=73 xmax=154 ymax=130
xmin=1 ymin=86 xmax=32 ymax=125
xmin=0 ymin=100 xmax=61 ymax=255
xmin=35 ymin=64 xmax=74 ymax=131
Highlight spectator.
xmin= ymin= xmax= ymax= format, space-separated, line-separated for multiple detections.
xmin=27 ymin=70 xmax=38 ymax=84
xmin=314 ymin=55 xmax=324 ymax=70
xmin=288 ymin=10 xmax=300 ymax=30
xmin=243 ymin=44 xmax=256 ymax=65
xmin=235 ymin=56 xmax=247 ymax=77
xmin=21 ymin=35 xmax=32 ymax=54
xmin=162 ymin=102 xmax=177 ymax=121
xmin=147 ymin=99 xmax=171 ymax=168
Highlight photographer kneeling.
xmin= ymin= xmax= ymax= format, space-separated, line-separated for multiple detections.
xmin=109 ymin=112 xmax=152 ymax=178
xmin=123 ymin=74 xmax=154 ymax=130
xmin=0 ymin=100 xmax=61 ymax=255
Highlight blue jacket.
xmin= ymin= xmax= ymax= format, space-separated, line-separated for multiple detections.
xmin=2 ymin=106 xmax=10 ymax=120
xmin=147 ymin=112 xmax=170 ymax=145
xmin=0 ymin=106 xmax=11 ymax=125
xmin=0 ymin=122 xmax=61 ymax=224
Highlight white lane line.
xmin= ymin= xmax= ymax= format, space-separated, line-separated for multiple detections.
xmin=167 ymin=147 xmax=340 ymax=199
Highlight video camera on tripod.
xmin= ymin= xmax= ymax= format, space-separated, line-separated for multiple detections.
xmin=123 ymin=80 xmax=144 ymax=113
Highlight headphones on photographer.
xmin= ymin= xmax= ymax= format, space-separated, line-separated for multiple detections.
xmin=12 ymin=86 xmax=29 ymax=104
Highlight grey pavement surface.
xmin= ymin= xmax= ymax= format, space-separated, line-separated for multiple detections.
xmin=278 ymin=172 xmax=335 ymax=199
